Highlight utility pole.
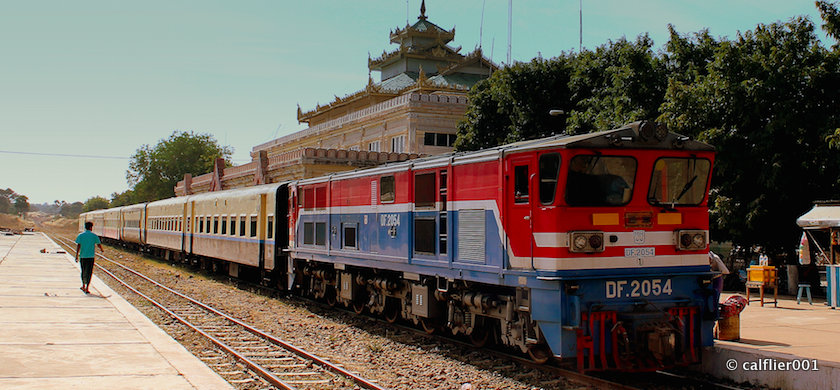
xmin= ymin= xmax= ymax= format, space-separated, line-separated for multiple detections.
xmin=507 ymin=0 xmax=512 ymax=65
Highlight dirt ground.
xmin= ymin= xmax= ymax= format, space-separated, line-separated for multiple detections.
xmin=0 ymin=213 xmax=34 ymax=231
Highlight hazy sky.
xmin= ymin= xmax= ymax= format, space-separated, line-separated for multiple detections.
xmin=0 ymin=0 xmax=830 ymax=204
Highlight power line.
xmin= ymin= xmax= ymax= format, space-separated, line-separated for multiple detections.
xmin=0 ymin=150 xmax=129 ymax=160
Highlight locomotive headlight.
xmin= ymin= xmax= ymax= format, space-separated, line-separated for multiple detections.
xmin=588 ymin=235 xmax=603 ymax=250
xmin=692 ymin=233 xmax=705 ymax=247
xmin=569 ymin=231 xmax=605 ymax=253
xmin=573 ymin=235 xmax=588 ymax=250
xmin=676 ymin=230 xmax=707 ymax=250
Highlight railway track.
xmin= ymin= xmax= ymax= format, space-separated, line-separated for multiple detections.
xmin=52 ymin=233 xmax=746 ymax=390
xmin=52 ymin=234 xmax=384 ymax=390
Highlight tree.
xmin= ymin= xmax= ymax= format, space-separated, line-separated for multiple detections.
xmin=13 ymin=195 xmax=29 ymax=215
xmin=818 ymin=0 xmax=840 ymax=48
xmin=83 ymin=196 xmax=109 ymax=212
xmin=661 ymin=17 xmax=840 ymax=251
xmin=456 ymin=57 xmax=574 ymax=151
xmin=109 ymin=190 xmax=137 ymax=208
xmin=455 ymin=35 xmax=664 ymax=151
xmin=128 ymin=131 xmax=232 ymax=202
xmin=59 ymin=202 xmax=84 ymax=218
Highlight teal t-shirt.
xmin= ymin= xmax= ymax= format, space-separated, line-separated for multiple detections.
xmin=75 ymin=230 xmax=100 ymax=258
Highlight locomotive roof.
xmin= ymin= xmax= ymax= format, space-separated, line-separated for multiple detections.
xmin=309 ymin=122 xmax=713 ymax=183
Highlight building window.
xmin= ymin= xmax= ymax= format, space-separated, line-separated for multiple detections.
xmin=380 ymin=175 xmax=395 ymax=203
xmin=391 ymin=135 xmax=405 ymax=153
xmin=423 ymin=132 xmax=457 ymax=147
xmin=368 ymin=141 xmax=380 ymax=152
xmin=349 ymin=145 xmax=360 ymax=151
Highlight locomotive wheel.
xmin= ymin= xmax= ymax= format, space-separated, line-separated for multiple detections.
xmin=469 ymin=326 xmax=490 ymax=348
xmin=420 ymin=318 xmax=437 ymax=334
xmin=384 ymin=300 xmax=400 ymax=323
xmin=325 ymin=290 xmax=337 ymax=307
xmin=527 ymin=344 xmax=552 ymax=364
xmin=353 ymin=301 xmax=366 ymax=314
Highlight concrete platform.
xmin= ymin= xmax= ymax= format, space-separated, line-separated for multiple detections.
xmin=700 ymin=292 xmax=840 ymax=389
xmin=0 ymin=233 xmax=233 ymax=390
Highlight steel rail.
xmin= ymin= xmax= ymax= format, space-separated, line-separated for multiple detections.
xmin=53 ymin=235 xmax=386 ymax=390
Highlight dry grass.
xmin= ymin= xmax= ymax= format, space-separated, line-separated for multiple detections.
xmin=0 ymin=213 xmax=34 ymax=230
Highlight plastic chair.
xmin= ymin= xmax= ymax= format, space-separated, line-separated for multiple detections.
xmin=797 ymin=283 xmax=812 ymax=305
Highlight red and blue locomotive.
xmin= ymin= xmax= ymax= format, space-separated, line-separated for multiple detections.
xmin=81 ymin=121 xmax=716 ymax=372
xmin=290 ymin=121 xmax=716 ymax=371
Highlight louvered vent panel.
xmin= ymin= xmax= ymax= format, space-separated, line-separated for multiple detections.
xmin=458 ymin=209 xmax=485 ymax=262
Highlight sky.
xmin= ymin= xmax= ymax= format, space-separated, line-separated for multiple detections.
xmin=0 ymin=0 xmax=831 ymax=204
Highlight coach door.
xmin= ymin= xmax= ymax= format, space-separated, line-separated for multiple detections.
xmin=506 ymin=155 xmax=535 ymax=269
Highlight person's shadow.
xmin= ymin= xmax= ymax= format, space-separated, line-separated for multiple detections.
xmin=84 ymin=292 xmax=111 ymax=299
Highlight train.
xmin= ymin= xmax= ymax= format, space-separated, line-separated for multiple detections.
xmin=80 ymin=121 xmax=716 ymax=372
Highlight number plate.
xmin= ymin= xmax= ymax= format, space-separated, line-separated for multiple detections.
xmin=606 ymin=278 xmax=673 ymax=299
xmin=625 ymin=247 xmax=655 ymax=257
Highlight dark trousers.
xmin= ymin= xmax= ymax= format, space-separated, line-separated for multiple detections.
xmin=80 ymin=258 xmax=94 ymax=286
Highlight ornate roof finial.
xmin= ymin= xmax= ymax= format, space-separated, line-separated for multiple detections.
xmin=419 ymin=0 xmax=427 ymax=20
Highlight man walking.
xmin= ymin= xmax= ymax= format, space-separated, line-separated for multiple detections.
xmin=75 ymin=221 xmax=103 ymax=294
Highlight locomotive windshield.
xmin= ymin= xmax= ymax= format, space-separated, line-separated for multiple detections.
xmin=647 ymin=157 xmax=711 ymax=206
xmin=565 ymin=155 xmax=636 ymax=206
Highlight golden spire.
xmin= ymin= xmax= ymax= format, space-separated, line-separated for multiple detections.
xmin=419 ymin=0 xmax=427 ymax=20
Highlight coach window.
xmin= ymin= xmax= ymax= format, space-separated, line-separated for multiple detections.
xmin=414 ymin=172 xmax=436 ymax=208
xmin=514 ymin=165 xmax=529 ymax=204
xmin=220 ymin=216 xmax=227 ymax=235
xmin=229 ymin=217 xmax=236 ymax=236
xmin=267 ymin=216 xmax=274 ymax=239
xmin=213 ymin=217 xmax=219 ymax=234
xmin=539 ymin=153 xmax=561 ymax=205
xmin=343 ymin=223 xmax=357 ymax=249
xmin=239 ymin=216 xmax=246 ymax=237
xmin=566 ymin=155 xmax=637 ymax=206
xmin=250 ymin=215 xmax=258 ymax=237
xmin=380 ymin=176 xmax=395 ymax=203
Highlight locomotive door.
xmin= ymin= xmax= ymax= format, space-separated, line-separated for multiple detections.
xmin=506 ymin=155 xmax=535 ymax=269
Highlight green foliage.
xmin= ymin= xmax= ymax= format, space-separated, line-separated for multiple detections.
xmin=662 ymin=17 xmax=840 ymax=250
xmin=0 ymin=188 xmax=29 ymax=215
xmin=127 ymin=131 xmax=232 ymax=202
xmin=83 ymin=196 xmax=110 ymax=212
xmin=818 ymin=0 xmax=840 ymax=47
xmin=455 ymin=36 xmax=664 ymax=151
xmin=59 ymin=202 xmax=83 ymax=218
xmin=455 ymin=57 xmax=573 ymax=151
xmin=109 ymin=190 xmax=137 ymax=208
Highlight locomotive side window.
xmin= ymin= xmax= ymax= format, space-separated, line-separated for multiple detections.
xmin=380 ymin=176 xmax=395 ymax=203
xmin=514 ymin=165 xmax=529 ymax=203
xmin=414 ymin=218 xmax=436 ymax=254
xmin=566 ymin=155 xmax=637 ymax=206
xmin=414 ymin=173 xmax=436 ymax=208
xmin=539 ymin=153 xmax=561 ymax=205
xmin=303 ymin=222 xmax=314 ymax=245
xmin=343 ymin=223 xmax=357 ymax=249
xmin=315 ymin=222 xmax=326 ymax=246
xmin=648 ymin=157 xmax=711 ymax=206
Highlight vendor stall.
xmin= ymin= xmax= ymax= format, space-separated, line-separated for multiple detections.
xmin=796 ymin=202 xmax=840 ymax=307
